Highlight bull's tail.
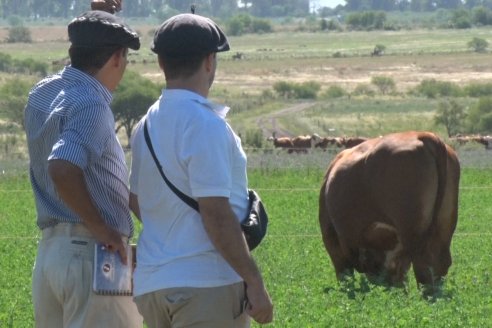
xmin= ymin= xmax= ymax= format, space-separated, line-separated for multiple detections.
xmin=319 ymin=172 xmax=333 ymax=252
xmin=419 ymin=132 xmax=449 ymax=232
xmin=413 ymin=132 xmax=460 ymax=285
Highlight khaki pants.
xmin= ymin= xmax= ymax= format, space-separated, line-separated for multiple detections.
xmin=32 ymin=223 xmax=143 ymax=328
xmin=134 ymin=282 xmax=250 ymax=328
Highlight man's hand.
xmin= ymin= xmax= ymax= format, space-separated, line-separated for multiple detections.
xmin=198 ymin=197 xmax=274 ymax=324
xmin=91 ymin=0 xmax=122 ymax=13
xmin=48 ymin=159 xmax=128 ymax=264
xmin=245 ymin=281 xmax=274 ymax=324
xmin=88 ymin=222 xmax=129 ymax=265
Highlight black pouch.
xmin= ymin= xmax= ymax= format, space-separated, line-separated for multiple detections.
xmin=241 ymin=189 xmax=268 ymax=251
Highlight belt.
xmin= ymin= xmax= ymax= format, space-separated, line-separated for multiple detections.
xmin=42 ymin=222 xmax=129 ymax=243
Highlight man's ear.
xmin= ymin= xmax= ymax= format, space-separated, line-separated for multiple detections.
xmin=112 ymin=48 xmax=127 ymax=68
xmin=204 ymin=53 xmax=215 ymax=73
xmin=158 ymin=56 xmax=165 ymax=71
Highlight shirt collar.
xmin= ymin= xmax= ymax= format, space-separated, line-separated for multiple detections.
xmin=62 ymin=66 xmax=113 ymax=104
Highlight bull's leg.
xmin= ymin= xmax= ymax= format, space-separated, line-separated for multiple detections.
xmin=319 ymin=181 xmax=355 ymax=280
xmin=411 ymin=222 xmax=454 ymax=296
xmin=319 ymin=195 xmax=354 ymax=280
xmin=412 ymin=230 xmax=453 ymax=287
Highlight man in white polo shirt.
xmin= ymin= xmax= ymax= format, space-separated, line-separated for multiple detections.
xmin=130 ymin=12 xmax=274 ymax=328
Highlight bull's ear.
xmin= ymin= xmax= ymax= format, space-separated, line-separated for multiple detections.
xmin=362 ymin=222 xmax=398 ymax=251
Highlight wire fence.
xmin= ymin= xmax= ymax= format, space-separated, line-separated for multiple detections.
xmin=1 ymin=232 xmax=491 ymax=240
xmin=2 ymin=145 xmax=491 ymax=170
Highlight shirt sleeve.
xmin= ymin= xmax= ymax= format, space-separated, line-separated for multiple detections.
xmin=129 ymin=120 xmax=144 ymax=195
xmin=49 ymin=99 xmax=112 ymax=169
xmin=186 ymin=116 xmax=233 ymax=198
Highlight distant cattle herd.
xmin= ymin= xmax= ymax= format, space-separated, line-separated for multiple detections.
xmin=267 ymin=133 xmax=369 ymax=153
xmin=267 ymin=133 xmax=492 ymax=153
xmin=449 ymin=134 xmax=492 ymax=149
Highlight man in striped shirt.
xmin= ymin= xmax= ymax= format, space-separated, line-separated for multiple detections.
xmin=24 ymin=5 xmax=143 ymax=327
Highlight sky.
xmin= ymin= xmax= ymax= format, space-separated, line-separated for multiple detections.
xmin=312 ymin=0 xmax=345 ymax=9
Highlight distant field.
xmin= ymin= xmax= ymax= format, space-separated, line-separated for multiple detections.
xmin=2 ymin=25 xmax=492 ymax=91
xmin=1 ymin=25 xmax=492 ymax=142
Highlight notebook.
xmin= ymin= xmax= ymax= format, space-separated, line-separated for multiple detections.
xmin=92 ymin=243 xmax=135 ymax=296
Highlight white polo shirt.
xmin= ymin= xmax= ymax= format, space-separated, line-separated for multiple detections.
xmin=130 ymin=89 xmax=248 ymax=296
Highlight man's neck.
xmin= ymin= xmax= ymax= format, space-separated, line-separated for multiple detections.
xmin=166 ymin=78 xmax=209 ymax=98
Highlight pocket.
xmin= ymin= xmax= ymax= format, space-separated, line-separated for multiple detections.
xmin=165 ymin=290 xmax=193 ymax=305
xmin=233 ymin=309 xmax=250 ymax=327
xmin=59 ymin=237 xmax=94 ymax=260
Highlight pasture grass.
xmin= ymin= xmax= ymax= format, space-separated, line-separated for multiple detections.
xmin=1 ymin=155 xmax=492 ymax=327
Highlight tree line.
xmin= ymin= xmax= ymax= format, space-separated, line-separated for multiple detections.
xmin=342 ymin=0 xmax=492 ymax=12
xmin=3 ymin=0 xmax=492 ymax=20
xmin=0 ymin=0 xmax=309 ymax=19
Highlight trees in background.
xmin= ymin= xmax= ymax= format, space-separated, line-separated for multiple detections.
xmin=434 ymin=100 xmax=467 ymax=137
xmin=344 ymin=0 xmax=492 ymax=11
xmin=468 ymin=37 xmax=489 ymax=52
xmin=4 ymin=0 xmax=492 ymax=19
xmin=346 ymin=11 xmax=387 ymax=29
xmin=0 ymin=0 xmax=308 ymax=19
xmin=0 ymin=77 xmax=34 ymax=129
xmin=371 ymin=76 xmax=395 ymax=95
xmin=226 ymin=14 xmax=273 ymax=36
xmin=112 ymin=71 xmax=162 ymax=146
xmin=467 ymin=97 xmax=492 ymax=134
xmin=0 ymin=53 xmax=47 ymax=76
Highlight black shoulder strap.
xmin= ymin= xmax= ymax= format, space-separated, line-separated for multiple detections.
xmin=143 ymin=119 xmax=200 ymax=212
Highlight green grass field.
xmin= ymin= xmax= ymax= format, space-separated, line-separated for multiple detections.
xmin=1 ymin=150 xmax=491 ymax=327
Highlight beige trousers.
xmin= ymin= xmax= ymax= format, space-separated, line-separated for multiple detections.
xmin=32 ymin=223 xmax=143 ymax=328
xmin=134 ymin=282 xmax=250 ymax=328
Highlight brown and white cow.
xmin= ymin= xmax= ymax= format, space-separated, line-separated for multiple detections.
xmin=290 ymin=134 xmax=321 ymax=153
xmin=319 ymin=131 xmax=460 ymax=288
xmin=315 ymin=137 xmax=343 ymax=150
xmin=340 ymin=136 xmax=368 ymax=149
xmin=267 ymin=136 xmax=294 ymax=150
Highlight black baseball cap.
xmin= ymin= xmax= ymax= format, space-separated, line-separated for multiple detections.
xmin=68 ymin=10 xmax=140 ymax=50
xmin=151 ymin=13 xmax=230 ymax=57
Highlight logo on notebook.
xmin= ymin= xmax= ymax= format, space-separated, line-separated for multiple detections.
xmin=103 ymin=263 xmax=111 ymax=273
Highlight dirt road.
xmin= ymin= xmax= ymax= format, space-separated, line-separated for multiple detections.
xmin=256 ymin=101 xmax=317 ymax=138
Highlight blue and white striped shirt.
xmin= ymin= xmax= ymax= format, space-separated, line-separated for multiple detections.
xmin=24 ymin=66 xmax=134 ymax=237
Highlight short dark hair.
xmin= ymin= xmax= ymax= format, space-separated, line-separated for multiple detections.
xmin=159 ymin=53 xmax=209 ymax=80
xmin=69 ymin=45 xmax=122 ymax=73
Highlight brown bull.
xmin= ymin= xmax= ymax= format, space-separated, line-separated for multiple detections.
xmin=315 ymin=137 xmax=343 ymax=150
xmin=289 ymin=134 xmax=321 ymax=153
xmin=267 ymin=136 xmax=294 ymax=150
xmin=319 ymin=131 xmax=460 ymax=288
xmin=340 ymin=136 xmax=368 ymax=149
